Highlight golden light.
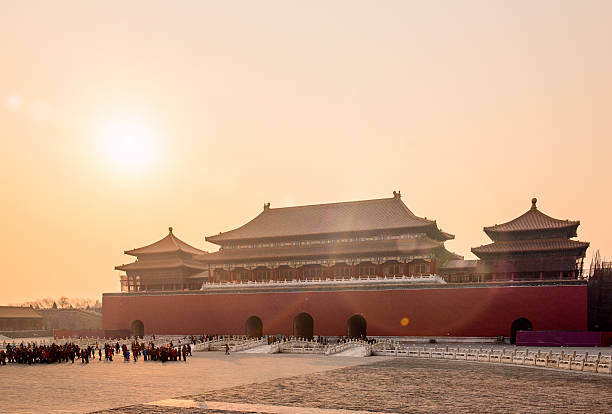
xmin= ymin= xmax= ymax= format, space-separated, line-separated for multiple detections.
xmin=400 ymin=317 xmax=410 ymax=326
xmin=95 ymin=115 xmax=159 ymax=173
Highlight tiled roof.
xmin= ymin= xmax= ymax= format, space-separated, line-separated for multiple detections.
xmin=115 ymin=257 xmax=208 ymax=271
xmin=484 ymin=198 xmax=579 ymax=234
xmin=125 ymin=228 xmax=207 ymax=256
xmin=206 ymin=194 xmax=452 ymax=244
xmin=199 ymin=238 xmax=445 ymax=263
xmin=439 ymin=259 xmax=479 ymax=270
xmin=471 ymin=238 xmax=589 ymax=256
xmin=0 ymin=306 xmax=43 ymax=319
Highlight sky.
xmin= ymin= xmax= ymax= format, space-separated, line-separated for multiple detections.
xmin=1 ymin=1 xmax=611 ymax=304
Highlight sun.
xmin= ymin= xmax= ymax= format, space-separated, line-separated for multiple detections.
xmin=96 ymin=115 xmax=159 ymax=173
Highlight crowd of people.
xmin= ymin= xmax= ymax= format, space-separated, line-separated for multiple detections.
xmin=0 ymin=339 xmax=192 ymax=366
xmin=1 ymin=333 xmax=374 ymax=366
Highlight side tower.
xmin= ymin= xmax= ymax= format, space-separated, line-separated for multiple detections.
xmin=115 ymin=227 xmax=209 ymax=292
xmin=471 ymin=198 xmax=589 ymax=281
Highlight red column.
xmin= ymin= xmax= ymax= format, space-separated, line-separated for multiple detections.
xmin=249 ymin=267 xmax=253 ymax=281
xmin=292 ymin=266 xmax=297 ymax=280
xmin=351 ymin=263 xmax=356 ymax=278
xmin=403 ymin=261 xmax=408 ymax=276
xmin=377 ymin=262 xmax=382 ymax=277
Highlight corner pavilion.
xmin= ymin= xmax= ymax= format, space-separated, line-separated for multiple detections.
xmin=440 ymin=198 xmax=589 ymax=283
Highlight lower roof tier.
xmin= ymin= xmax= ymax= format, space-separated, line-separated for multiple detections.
xmin=471 ymin=238 xmax=589 ymax=258
xmin=197 ymin=237 xmax=460 ymax=264
xmin=115 ymin=257 xmax=208 ymax=272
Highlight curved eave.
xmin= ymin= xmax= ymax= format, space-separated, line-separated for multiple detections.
xmin=471 ymin=240 xmax=589 ymax=258
xmin=483 ymin=223 xmax=579 ymax=239
xmin=114 ymin=261 xmax=208 ymax=272
xmin=206 ymin=223 xmax=439 ymax=245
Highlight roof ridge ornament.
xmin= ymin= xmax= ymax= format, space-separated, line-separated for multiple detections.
xmin=263 ymin=202 xmax=271 ymax=211
xmin=531 ymin=198 xmax=538 ymax=210
xmin=393 ymin=190 xmax=401 ymax=200
xmin=169 ymin=227 xmax=173 ymax=233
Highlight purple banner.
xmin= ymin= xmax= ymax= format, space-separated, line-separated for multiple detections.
xmin=516 ymin=331 xmax=602 ymax=347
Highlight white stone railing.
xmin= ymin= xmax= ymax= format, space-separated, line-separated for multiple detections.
xmin=325 ymin=339 xmax=372 ymax=356
xmin=200 ymin=274 xmax=445 ymax=290
xmin=278 ymin=340 xmax=327 ymax=354
xmin=231 ymin=337 xmax=268 ymax=352
xmin=371 ymin=344 xmax=612 ymax=374
xmin=193 ymin=336 xmax=251 ymax=352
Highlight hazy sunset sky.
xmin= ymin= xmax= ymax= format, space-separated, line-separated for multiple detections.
xmin=1 ymin=1 xmax=611 ymax=304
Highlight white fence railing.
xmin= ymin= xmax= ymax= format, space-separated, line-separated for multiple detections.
xmin=371 ymin=344 xmax=612 ymax=375
xmin=200 ymin=274 xmax=445 ymax=290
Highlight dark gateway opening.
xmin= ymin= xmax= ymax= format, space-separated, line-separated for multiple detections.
xmin=510 ymin=317 xmax=533 ymax=344
xmin=347 ymin=314 xmax=367 ymax=338
xmin=131 ymin=320 xmax=144 ymax=337
xmin=293 ymin=312 xmax=314 ymax=339
xmin=245 ymin=315 xmax=263 ymax=338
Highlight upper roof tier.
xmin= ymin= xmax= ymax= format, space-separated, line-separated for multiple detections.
xmin=483 ymin=198 xmax=580 ymax=241
xmin=198 ymin=237 xmax=459 ymax=263
xmin=125 ymin=227 xmax=207 ymax=256
xmin=205 ymin=192 xmax=454 ymax=244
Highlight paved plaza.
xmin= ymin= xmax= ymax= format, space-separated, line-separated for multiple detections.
xmin=1 ymin=351 xmax=611 ymax=413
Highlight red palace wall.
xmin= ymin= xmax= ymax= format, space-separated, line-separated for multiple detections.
xmin=102 ymin=284 xmax=587 ymax=337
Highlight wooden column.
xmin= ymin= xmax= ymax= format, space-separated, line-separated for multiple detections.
xmin=403 ymin=261 xmax=408 ymax=276
xmin=249 ymin=267 xmax=253 ymax=281
xmin=377 ymin=262 xmax=382 ymax=277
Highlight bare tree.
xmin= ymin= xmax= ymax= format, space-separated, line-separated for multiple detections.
xmin=57 ymin=296 xmax=70 ymax=309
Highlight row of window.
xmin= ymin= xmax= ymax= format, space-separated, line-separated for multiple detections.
xmin=212 ymin=263 xmax=431 ymax=282
xmin=223 ymin=233 xmax=424 ymax=250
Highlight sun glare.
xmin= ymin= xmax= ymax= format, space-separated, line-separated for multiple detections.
xmin=96 ymin=116 xmax=159 ymax=173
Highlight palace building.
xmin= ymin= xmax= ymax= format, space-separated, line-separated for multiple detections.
xmin=105 ymin=193 xmax=590 ymax=339
xmin=115 ymin=229 xmax=208 ymax=292
xmin=199 ymin=191 xmax=460 ymax=284
xmin=440 ymin=198 xmax=589 ymax=283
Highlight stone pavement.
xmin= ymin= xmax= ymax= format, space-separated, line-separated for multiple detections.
xmin=94 ymin=358 xmax=612 ymax=414
xmin=2 ymin=352 xmax=612 ymax=413
xmin=0 ymin=353 xmax=376 ymax=414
